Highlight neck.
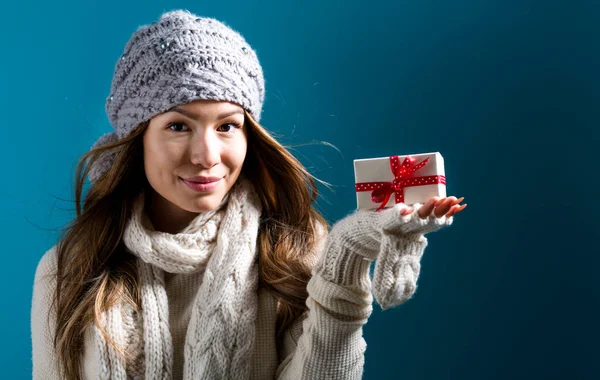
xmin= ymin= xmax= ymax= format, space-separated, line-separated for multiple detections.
xmin=144 ymin=189 xmax=200 ymax=234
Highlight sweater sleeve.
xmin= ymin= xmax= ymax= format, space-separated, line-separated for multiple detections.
xmin=31 ymin=245 xmax=61 ymax=380
xmin=275 ymin=203 xmax=453 ymax=379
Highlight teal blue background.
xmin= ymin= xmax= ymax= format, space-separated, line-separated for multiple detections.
xmin=2 ymin=0 xmax=597 ymax=378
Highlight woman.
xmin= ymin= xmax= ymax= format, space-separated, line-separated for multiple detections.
xmin=31 ymin=9 xmax=466 ymax=380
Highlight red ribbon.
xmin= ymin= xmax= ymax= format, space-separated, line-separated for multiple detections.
xmin=355 ymin=155 xmax=446 ymax=211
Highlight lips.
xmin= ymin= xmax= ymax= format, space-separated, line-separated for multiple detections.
xmin=181 ymin=177 xmax=222 ymax=192
xmin=183 ymin=176 xmax=222 ymax=183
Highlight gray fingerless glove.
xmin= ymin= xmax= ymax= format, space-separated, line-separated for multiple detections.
xmin=371 ymin=202 xmax=454 ymax=309
xmin=313 ymin=202 xmax=453 ymax=287
xmin=380 ymin=202 xmax=454 ymax=238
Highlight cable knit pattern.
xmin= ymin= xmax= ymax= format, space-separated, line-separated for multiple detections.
xmin=93 ymin=178 xmax=261 ymax=379
xmin=276 ymin=203 xmax=453 ymax=379
xmin=122 ymin=306 xmax=145 ymax=379
xmin=32 ymin=196 xmax=455 ymax=379
xmin=182 ymin=180 xmax=262 ymax=380
xmin=124 ymin=190 xmax=226 ymax=273
xmin=374 ymin=202 xmax=453 ymax=309
xmin=313 ymin=202 xmax=453 ymax=310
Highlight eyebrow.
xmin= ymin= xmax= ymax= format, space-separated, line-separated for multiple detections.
xmin=170 ymin=106 xmax=244 ymax=121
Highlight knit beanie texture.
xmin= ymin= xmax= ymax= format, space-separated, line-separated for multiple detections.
xmin=88 ymin=9 xmax=265 ymax=183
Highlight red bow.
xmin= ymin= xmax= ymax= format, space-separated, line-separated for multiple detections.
xmin=355 ymin=155 xmax=446 ymax=211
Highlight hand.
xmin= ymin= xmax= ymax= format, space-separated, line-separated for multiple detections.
xmin=400 ymin=196 xmax=467 ymax=219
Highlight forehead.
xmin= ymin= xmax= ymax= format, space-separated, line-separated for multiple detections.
xmin=162 ymin=100 xmax=245 ymax=122
xmin=177 ymin=100 xmax=243 ymax=114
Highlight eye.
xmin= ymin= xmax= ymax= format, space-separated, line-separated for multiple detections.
xmin=166 ymin=121 xmax=242 ymax=133
xmin=167 ymin=122 xmax=188 ymax=132
xmin=217 ymin=123 xmax=243 ymax=133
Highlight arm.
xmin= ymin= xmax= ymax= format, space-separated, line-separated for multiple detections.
xmin=31 ymin=246 xmax=61 ymax=379
xmin=276 ymin=203 xmax=453 ymax=379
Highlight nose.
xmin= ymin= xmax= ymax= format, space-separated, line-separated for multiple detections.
xmin=189 ymin=130 xmax=221 ymax=168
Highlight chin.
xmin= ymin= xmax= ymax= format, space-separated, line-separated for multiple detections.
xmin=187 ymin=195 xmax=225 ymax=213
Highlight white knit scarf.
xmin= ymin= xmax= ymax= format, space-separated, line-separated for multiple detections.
xmin=95 ymin=178 xmax=263 ymax=379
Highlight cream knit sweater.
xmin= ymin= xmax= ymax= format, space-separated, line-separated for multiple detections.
xmin=31 ymin=202 xmax=452 ymax=379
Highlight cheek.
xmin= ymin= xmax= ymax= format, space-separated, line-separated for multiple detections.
xmin=230 ymin=138 xmax=248 ymax=168
xmin=143 ymin=137 xmax=182 ymax=176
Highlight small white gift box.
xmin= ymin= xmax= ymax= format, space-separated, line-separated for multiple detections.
xmin=353 ymin=152 xmax=447 ymax=211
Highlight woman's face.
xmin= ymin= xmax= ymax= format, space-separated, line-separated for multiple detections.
xmin=143 ymin=99 xmax=248 ymax=231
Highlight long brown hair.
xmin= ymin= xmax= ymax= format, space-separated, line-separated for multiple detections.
xmin=51 ymin=110 xmax=329 ymax=379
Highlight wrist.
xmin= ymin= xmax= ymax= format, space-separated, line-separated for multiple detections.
xmin=381 ymin=203 xmax=453 ymax=237
xmin=312 ymin=236 xmax=374 ymax=288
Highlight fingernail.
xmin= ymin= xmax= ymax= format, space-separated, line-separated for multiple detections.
xmin=457 ymin=197 xmax=465 ymax=203
xmin=459 ymin=204 xmax=467 ymax=211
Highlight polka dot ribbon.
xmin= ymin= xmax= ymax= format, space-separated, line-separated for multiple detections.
xmin=355 ymin=155 xmax=446 ymax=212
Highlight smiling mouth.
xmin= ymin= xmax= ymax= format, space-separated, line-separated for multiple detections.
xmin=182 ymin=176 xmax=223 ymax=183
xmin=180 ymin=177 xmax=222 ymax=192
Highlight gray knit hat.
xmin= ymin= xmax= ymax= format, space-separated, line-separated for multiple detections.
xmin=88 ymin=9 xmax=265 ymax=183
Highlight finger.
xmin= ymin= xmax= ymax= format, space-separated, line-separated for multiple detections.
xmin=434 ymin=197 xmax=456 ymax=217
xmin=446 ymin=203 xmax=467 ymax=217
xmin=445 ymin=204 xmax=460 ymax=217
xmin=445 ymin=196 xmax=458 ymax=204
xmin=417 ymin=197 xmax=440 ymax=219
xmin=446 ymin=197 xmax=465 ymax=216
xmin=400 ymin=207 xmax=413 ymax=216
